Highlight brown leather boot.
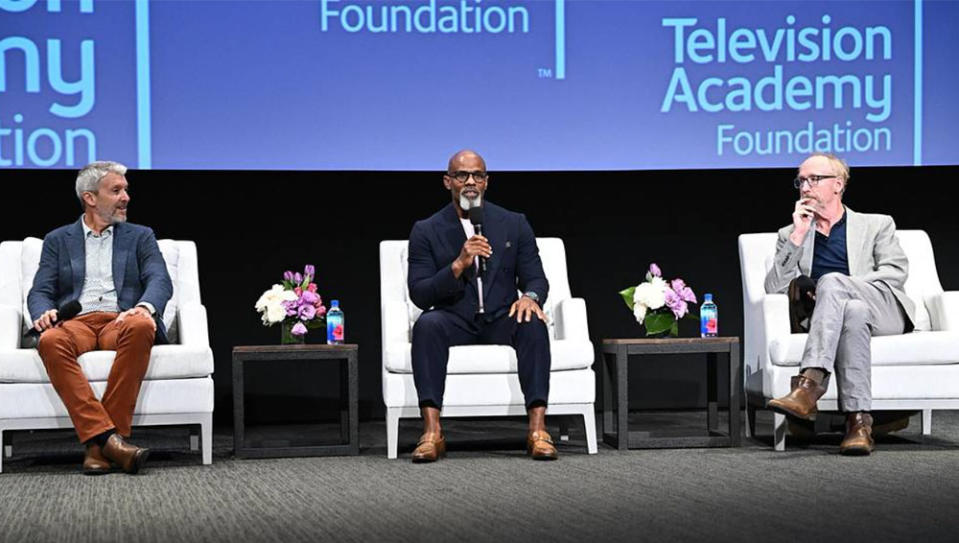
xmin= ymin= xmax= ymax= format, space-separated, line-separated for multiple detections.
xmin=101 ymin=434 xmax=150 ymax=474
xmin=767 ymin=374 xmax=826 ymax=420
xmin=840 ymin=412 xmax=874 ymax=456
xmin=411 ymin=433 xmax=446 ymax=463
xmin=82 ymin=442 xmax=112 ymax=476
xmin=527 ymin=430 xmax=558 ymax=461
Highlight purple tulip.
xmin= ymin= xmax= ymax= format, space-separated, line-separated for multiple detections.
xmin=283 ymin=271 xmax=294 ymax=282
xmin=293 ymin=272 xmax=303 ymax=285
xmin=298 ymin=304 xmax=317 ymax=321
xmin=649 ymin=263 xmax=662 ymax=277
xmin=304 ymin=264 xmax=315 ymax=279
xmin=291 ymin=322 xmax=307 ymax=336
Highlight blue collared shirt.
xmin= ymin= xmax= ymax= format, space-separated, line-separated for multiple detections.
xmin=811 ymin=211 xmax=850 ymax=282
xmin=78 ymin=216 xmax=120 ymax=315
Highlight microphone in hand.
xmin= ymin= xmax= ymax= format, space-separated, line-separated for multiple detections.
xmin=22 ymin=300 xmax=82 ymax=347
xmin=468 ymin=203 xmax=487 ymax=274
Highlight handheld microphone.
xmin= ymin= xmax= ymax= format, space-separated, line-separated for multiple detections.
xmin=22 ymin=300 xmax=82 ymax=347
xmin=467 ymin=202 xmax=487 ymax=314
xmin=468 ymin=203 xmax=487 ymax=275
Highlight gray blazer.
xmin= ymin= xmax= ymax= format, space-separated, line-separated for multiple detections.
xmin=764 ymin=206 xmax=916 ymax=327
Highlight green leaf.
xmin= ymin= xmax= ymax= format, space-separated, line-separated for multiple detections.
xmin=619 ymin=286 xmax=636 ymax=310
xmin=644 ymin=312 xmax=674 ymax=335
xmin=684 ymin=310 xmax=699 ymax=321
xmin=670 ymin=321 xmax=679 ymax=337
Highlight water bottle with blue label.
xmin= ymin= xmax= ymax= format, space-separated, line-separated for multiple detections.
xmin=700 ymin=293 xmax=718 ymax=338
xmin=326 ymin=300 xmax=345 ymax=345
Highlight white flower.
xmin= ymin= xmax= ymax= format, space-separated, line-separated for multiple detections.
xmin=634 ymin=278 xmax=667 ymax=310
xmin=633 ymin=303 xmax=647 ymax=324
xmin=255 ymin=284 xmax=297 ymax=326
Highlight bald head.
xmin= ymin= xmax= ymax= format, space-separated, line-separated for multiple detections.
xmin=448 ymin=149 xmax=486 ymax=173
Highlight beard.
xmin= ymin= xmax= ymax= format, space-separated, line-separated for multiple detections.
xmin=99 ymin=207 xmax=127 ymax=225
xmin=458 ymin=192 xmax=481 ymax=211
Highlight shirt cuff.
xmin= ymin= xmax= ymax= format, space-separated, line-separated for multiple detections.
xmin=137 ymin=302 xmax=156 ymax=316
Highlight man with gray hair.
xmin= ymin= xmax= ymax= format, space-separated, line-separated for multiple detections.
xmin=28 ymin=161 xmax=172 ymax=474
xmin=764 ymin=153 xmax=915 ymax=455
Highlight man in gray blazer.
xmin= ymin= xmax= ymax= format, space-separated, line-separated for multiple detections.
xmin=28 ymin=161 xmax=172 ymax=474
xmin=765 ymin=153 xmax=915 ymax=455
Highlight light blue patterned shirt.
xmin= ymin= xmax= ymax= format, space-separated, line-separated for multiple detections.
xmin=78 ymin=216 xmax=120 ymax=315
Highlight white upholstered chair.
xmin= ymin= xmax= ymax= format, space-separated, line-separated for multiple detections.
xmin=379 ymin=237 xmax=597 ymax=459
xmin=0 ymin=238 xmax=214 ymax=473
xmin=738 ymin=230 xmax=959 ymax=451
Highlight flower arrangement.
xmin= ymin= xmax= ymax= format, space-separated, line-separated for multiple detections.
xmin=619 ymin=263 xmax=698 ymax=337
xmin=255 ymin=264 xmax=327 ymax=343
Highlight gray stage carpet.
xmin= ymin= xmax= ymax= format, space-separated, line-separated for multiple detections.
xmin=2 ymin=410 xmax=959 ymax=543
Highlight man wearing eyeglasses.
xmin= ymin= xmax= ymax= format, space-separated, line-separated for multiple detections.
xmin=764 ymin=153 xmax=915 ymax=455
xmin=405 ymin=149 xmax=555 ymax=463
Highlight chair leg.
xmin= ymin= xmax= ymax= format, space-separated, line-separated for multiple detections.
xmin=387 ymin=408 xmax=400 ymax=460
xmin=773 ymin=412 xmax=787 ymax=451
xmin=921 ymin=409 xmax=933 ymax=436
xmin=558 ymin=418 xmax=570 ymax=442
xmin=745 ymin=403 xmax=757 ymax=439
xmin=581 ymin=405 xmax=598 ymax=454
xmin=201 ymin=415 xmax=213 ymax=465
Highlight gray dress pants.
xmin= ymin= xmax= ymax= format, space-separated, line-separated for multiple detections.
xmin=801 ymin=273 xmax=908 ymax=412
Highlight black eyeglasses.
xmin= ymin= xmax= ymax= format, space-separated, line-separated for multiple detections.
xmin=793 ymin=175 xmax=836 ymax=189
xmin=448 ymin=170 xmax=488 ymax=182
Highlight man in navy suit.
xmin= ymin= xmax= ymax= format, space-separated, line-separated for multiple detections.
xmin=28 ymin=161 xmax=172 ymax=475
xmin=406 ymin=150 xmax=556 ymax=462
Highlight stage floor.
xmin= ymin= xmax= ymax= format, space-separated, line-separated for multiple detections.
xmin=3 ymin=410 xmax=958 ymax=542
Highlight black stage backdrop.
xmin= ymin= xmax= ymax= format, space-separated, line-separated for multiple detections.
xmin=2 ymin=166 xmax=957 ymax=427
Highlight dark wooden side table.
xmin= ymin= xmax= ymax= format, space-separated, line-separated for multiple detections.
xmin=233 ymin=344 xmax=359 ymax=458
xmin=601 ymin=337 xmax=741 ymax=449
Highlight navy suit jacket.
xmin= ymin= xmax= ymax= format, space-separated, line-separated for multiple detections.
xmin=27 ymin=219 xmax=174 ymax=344
xmin=407 ymin=202 xmax=549 ymax=323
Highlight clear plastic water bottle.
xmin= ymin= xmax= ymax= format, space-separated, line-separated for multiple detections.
xmin=326 ymin=300 xmax=345 ymax=345
xmin=700 ymin=293 xmax=718 ymax=338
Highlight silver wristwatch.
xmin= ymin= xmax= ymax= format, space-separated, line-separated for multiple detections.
xmin=523 ymin=291 xmax=540 ymax=303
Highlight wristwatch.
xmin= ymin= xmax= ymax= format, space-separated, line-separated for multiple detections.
xmin=523 ymin=291 xmax=540 ymax=303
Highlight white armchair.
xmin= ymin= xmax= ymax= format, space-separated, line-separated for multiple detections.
xmin=380 ymin=238 xmax=597 ymax=459
xmin=0 ymin=238 xmax=214 ymax=473
xmin=739 ymin=230 xmax=959 ymax=451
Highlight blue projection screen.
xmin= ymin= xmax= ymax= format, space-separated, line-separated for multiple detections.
xmin=1 ymin=0 xmax=958 ymax=170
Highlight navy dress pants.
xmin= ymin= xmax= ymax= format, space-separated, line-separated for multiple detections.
xmin=411 ymin=309 xmax=551 ymax=409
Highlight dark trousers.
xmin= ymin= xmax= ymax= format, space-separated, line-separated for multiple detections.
xmin=411 ymin=309 xmax=551 ymax=409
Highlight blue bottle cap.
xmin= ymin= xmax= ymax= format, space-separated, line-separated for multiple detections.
xmin=704 ymin=293 xmax=713 ymax=302
xmin=331 ymin=300 xmax=340 ymax=307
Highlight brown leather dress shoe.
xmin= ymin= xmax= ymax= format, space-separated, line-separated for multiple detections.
xmin=767 ymin=374 xmax=826 ymax=421
xmin=101 ymin=434 xmax=150 ymax=474
xmin=411 ymin=433 xmax=445 ymax=463
xmin=840 ymin=412 xmax=874 ymax=456
xmin=83 ymin=443 xmax=112 ymax=476
xmin=527 ymin=430 xmax=558 ymax=460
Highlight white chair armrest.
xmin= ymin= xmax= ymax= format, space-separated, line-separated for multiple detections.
xmin=0 ymin=304 xmax=21 ymax=349
xmin=927 ymin=291 xmax=959 ymax=332
xmin=553 ymin=297 xmax=589 ymax=341
xmin=383 ymin=300 xmax=411 ymax=346
xmin=761 ymin=294 xmax=790 ymax=355
xmin=177 ymin=303 xmax=210 ymax=347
